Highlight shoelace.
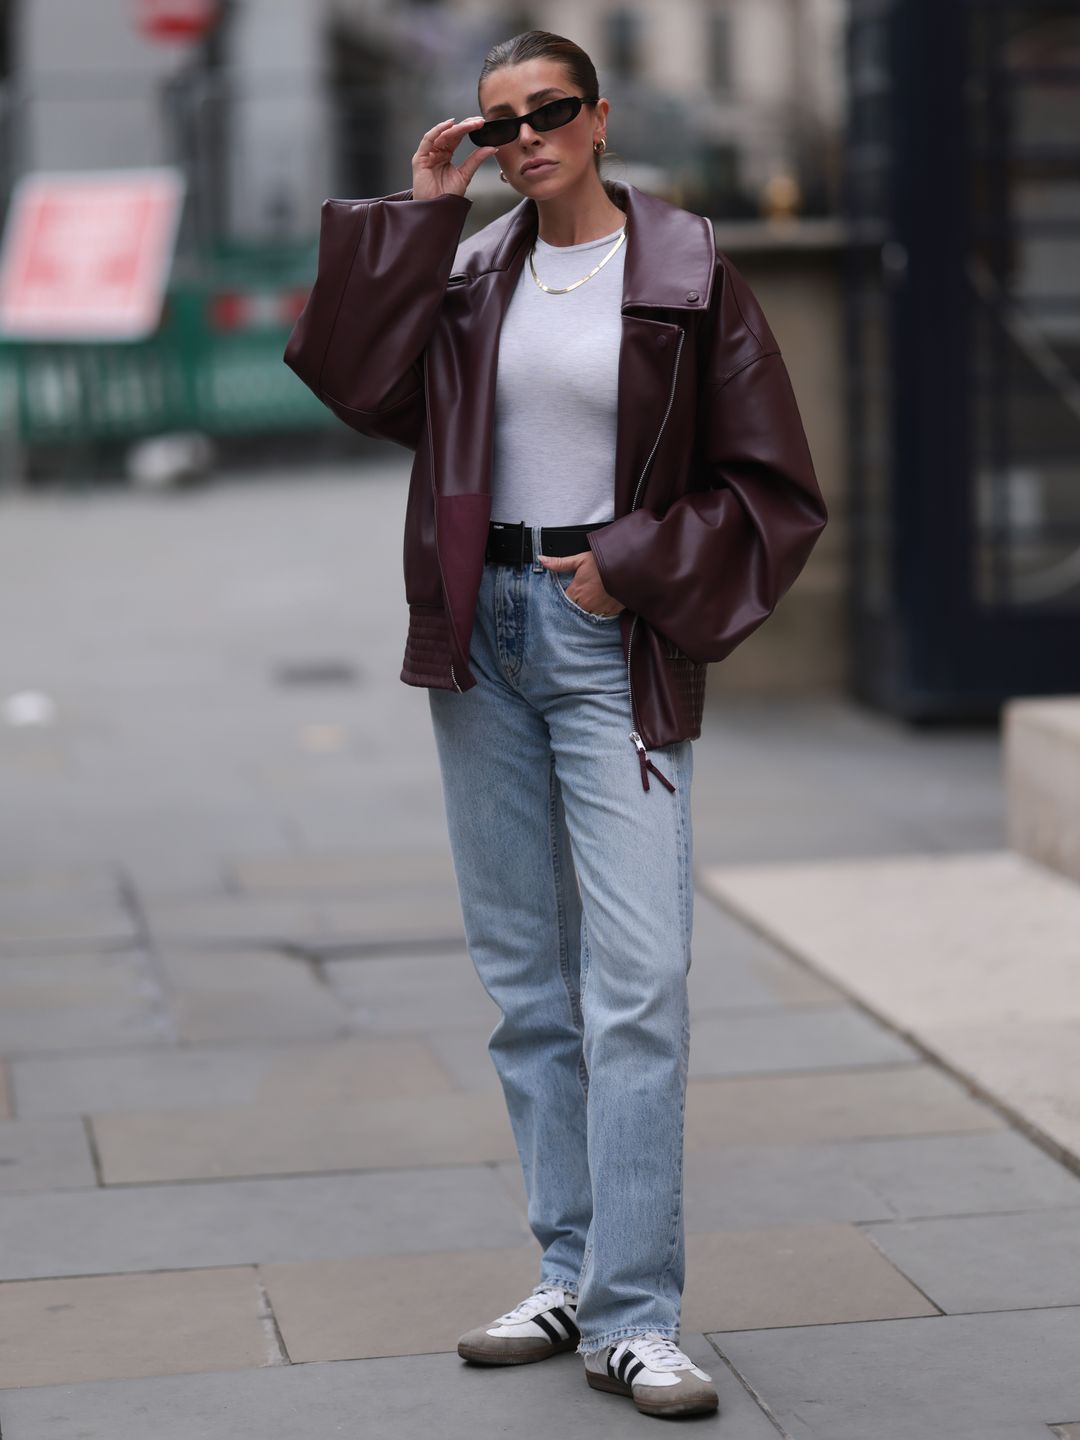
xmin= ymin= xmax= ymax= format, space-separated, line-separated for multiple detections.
xmin=610 ymin=1330 xmax=693 ymax=1372
xmin=495 ymin=1286 xmax=577 ymax=1325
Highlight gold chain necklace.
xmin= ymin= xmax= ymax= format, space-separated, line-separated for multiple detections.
xmin=528 ymin=225 xmax=627 ymax=295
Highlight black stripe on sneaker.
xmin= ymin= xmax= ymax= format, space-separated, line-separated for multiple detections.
xmin=625 ymin=1359 xmax=646 ymax=1385
xmin=550 ymin=1306 xmax=580 ymax=1341
xmin=531 ymin=1313 xmax=563 ymax=1344
xmin=617 ymin=1349 xmax=636 ymax=1382
xmin=607 ymin=1351 xmax=619 ymax=1379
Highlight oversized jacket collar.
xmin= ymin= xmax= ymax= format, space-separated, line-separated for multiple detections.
xmin=450 ymin=178 xmax=717 ymax=316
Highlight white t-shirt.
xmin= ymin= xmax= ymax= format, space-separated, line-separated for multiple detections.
xmin=490 ymin=221 xmax=626 ymax=527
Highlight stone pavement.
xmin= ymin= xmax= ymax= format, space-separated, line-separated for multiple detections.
xmin=0 ymin=464 xmax=1077 ymax=1438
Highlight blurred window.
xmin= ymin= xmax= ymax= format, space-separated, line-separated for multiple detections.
xmin=968 ymin=4 xmax=1080 ymax=609
xmin=705 ymin=7 xmax=733 ymax=94
xmin=605 ymin=7 xmax=642 ymax=80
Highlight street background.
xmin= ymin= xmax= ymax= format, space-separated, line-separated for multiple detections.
xmin=1 ymin=2 xmax=1079 ymax=1437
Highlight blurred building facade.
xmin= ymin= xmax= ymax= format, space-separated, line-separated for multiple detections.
xmin=844 ymin=1 xmax=1080 ymax=717
xmin=5 ymin=1 xmax=1076 ymax=715
xmin=1 ymin=0 xmax=846 ymax=244
xmin=0 ymin=0 xmax=851 ymax=700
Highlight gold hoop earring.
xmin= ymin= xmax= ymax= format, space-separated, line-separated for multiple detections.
xmin=593 ymin=137 xmax=607 ymax=156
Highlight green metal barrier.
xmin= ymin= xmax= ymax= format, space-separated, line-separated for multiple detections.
xmin=0 ymin=241 xmax=331 ymax=450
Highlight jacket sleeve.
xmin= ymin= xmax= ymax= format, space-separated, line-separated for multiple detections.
xmin=587 ymin=256 xmax=828 ymax=664
xmin=283 ymin=186 xmax=472 ymax=450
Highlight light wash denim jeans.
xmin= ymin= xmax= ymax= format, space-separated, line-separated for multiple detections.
xmin=427 ymin=524 xmax=694 ymax=1354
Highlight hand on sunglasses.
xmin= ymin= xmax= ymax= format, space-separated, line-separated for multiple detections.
xmin=412 ymin=117 xmax=498 ymax=201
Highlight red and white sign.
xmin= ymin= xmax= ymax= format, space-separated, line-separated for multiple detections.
xmin=136 ymin=0 xmax=218 ymax=42
xmin=0 ymin=168 xmax=185 ymax=340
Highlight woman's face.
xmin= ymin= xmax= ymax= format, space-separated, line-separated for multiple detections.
xmin=477 ymin=59 xmax=607 ymax=195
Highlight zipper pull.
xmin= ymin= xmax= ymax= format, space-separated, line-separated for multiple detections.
xmin=629 ymin=731 xmax=676 ymax=793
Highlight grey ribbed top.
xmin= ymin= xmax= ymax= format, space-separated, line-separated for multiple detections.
xmin=490 ymin=222 xmax=626 ymax=527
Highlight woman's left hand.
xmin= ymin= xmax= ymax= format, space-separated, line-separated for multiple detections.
xmin=539 ymin=551 xmax=625 ymax=617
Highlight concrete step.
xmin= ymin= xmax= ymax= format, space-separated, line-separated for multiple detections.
xmin=1005 ymin=695 xmax=1080 ymax=886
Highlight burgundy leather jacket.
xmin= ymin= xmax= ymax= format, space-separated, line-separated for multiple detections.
xmin=284 ymin=178 xmax=827 ymax=787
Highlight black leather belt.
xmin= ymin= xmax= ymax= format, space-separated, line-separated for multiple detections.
xmin=485 ymin=520 xmax=612 ymax=566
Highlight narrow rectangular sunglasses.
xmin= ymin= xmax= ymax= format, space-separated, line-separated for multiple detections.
xmin=469 ymin=94 xmax=598 ymax=149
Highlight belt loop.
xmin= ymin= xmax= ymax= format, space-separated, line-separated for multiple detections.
xmin=530 ymin=522 xmax=544 ymax=573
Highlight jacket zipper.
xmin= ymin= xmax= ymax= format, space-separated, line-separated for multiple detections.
xmin=424 ymin=352 xmax=464 ymax=693
xmin=626 ymin=326 xmax=685 ymax=792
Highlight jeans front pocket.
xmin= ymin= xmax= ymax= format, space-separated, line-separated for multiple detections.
xmin=550 ymin=567 xmax=622 ymax=624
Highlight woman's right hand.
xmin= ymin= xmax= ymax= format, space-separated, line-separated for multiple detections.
xmin=412 ymin=117 xmax=498 ymax=200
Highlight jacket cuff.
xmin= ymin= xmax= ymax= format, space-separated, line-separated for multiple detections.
xmin=587 ymin=512 xmax=653 ymax=611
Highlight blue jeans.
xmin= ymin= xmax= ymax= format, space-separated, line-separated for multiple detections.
xmin=427 ymin=525 xmax=694 ymax=1354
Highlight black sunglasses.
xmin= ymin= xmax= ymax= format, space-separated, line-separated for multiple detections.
xmin=469 ymin=94 xmax=599 ymax=149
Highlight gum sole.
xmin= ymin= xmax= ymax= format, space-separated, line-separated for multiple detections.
xmin=458 ymin=1336 xmax=578 ymax=1365
xmin=585 ymin=1368 xmax=720 ymax=1416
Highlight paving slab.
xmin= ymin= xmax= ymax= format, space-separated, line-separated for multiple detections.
xmin=426 ymin=1006 xmax=919 ymax=1093
xmin=422 ymin=1026 xmax=503 ymax=1091
xmin=261 ymin=1221 xmax=934 ymax=1362
xmin=683 ymin=1065 xmax=1002 ymax=1148
xmin=688 ymin=1005 xmax=920 ymax=1076
xmin=12 ymin=1035 xmax=456 ymax=1115
xmin=0 ymin=951 xmax=170 ymax=1052
xmin=91 ymin=1091 xmax=518 ymax=1183
xmin=0 ymin=1166 xmax=530 ymax=1280
xmin=158 ymin=950 xmax=348 ymax=1043
xmin=691 ymin=892 xmax=847 ymax=1008
xmin=0 ymin=866 xmax=122 ymax=899
xmin=324 ymin=950 xmax=501 ymax=1031
xmin=862 ymin=1207 xmax=1080 ymax=1314
xmin=0 ymin=1059 xmax=10 ymax=1118
xmin=140 ymin=894 xmax=326 ymax=947
xmin=0 ymin=895 xmax=137 ymax=953
xmin=683 ymin=1130 xmax=1080 ymax=1229
xmin=706 ymin=812 xmax=956 ymax=864
xmin=686 ymin=952 xmax=847 ymax=1012
xmin=260 ymin=1243 xmax=541 ymax=1361
xmin=309 ymin=894 xmax=466 ymax=944
xmin=225 ymin=850 xmax=459 ymax=895
xmin=694 ymin=941 xmax=847 ymax=1009
xmin=0 ymin=951 xmax=149 ymax=1001
xmin=491 ymin=1127 xmax=1080 ymax=1232
xmin=1004 ymin=695 xmax=1080 ymax=885
xmin=0 ymin=1116 xmax=98 ymax=1192
xmin=681 ymin=1223 xmax=938 ymax=1332
xmin=340 ymin=1062 xmax=1000 ymax=1150
xmin=0 ymin=1001 xmax=172 ymax=1054
xmin=0 ymin=1333 xmax=777 ymax=1440
xmin=712 ymin=1305 xmax=1080 ymax=1440
xmin=0 ymin=1266 xmax=270 ymax=1388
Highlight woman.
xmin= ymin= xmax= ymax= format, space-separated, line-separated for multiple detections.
xmin=285 ymin=29 xmax=827 ymax=1422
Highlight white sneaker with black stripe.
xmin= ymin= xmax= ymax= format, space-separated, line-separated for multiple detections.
xmin=583 ymin=1331 xmax=719 ymax=1417
xmin=457 ymin=1285 xmax=580 ymax=1365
